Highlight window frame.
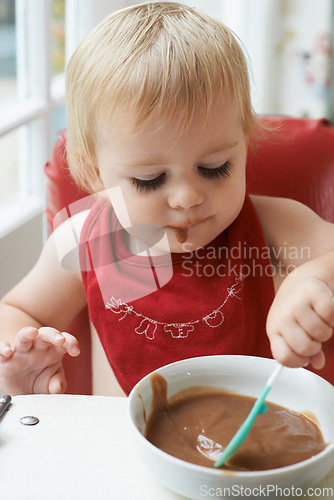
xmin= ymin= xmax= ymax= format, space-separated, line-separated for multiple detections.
xmin=0 ymin=0 xmax=54 ymax=238
xmin=0 ymin=0 xmax=129 ymax=296
xmin=0 ymin=0 xmax=131 ymax=240
xmin=0 ymin=0 xmax=65 ymax=296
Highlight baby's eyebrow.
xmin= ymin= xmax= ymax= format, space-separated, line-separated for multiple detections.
xmin=121 ymin=141 xmax=239 ymax=169
xmin=121 ymin=159 xmax=165 ymax=168
xmin=201 ymin=141 xmax=238 ymax=158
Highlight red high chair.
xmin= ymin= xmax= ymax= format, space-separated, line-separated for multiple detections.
xmin=44 ymin=116 xmax=334 ymax=394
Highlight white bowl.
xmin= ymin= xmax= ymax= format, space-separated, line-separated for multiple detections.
xmin=128 ymin=355 xmax=334 ymax=499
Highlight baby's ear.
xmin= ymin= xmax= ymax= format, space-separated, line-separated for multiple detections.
xmin=88 ymin=174 xmax=105 ymax=194
xmin=67 ymin=142 xmax=103 ymax=194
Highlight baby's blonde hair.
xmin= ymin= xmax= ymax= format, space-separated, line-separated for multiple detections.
xmin=66 ymin=2 xmax=258 ymax=193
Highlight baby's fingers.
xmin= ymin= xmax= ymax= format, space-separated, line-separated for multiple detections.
xmin=33 ymin=328 xmax=80 ymax=357
xmin=36 ymin=327 xmax=67 ymax=351
xmin=48 ymin=367 xmax=67 ymax=394
xmin=269 ymin=333 xmax=309 ymax=368
xmin=59 ymin=331 xmax=80 ymax=357
xmin=313 ymin=281 xmax=334 ymax=326
xmin=309 ymin=350 xmax=326 ymax=370
xmin=0 ymin=341 xmax=13 ymax=359
xmin=14 ymin=327 xmax=39 ymax=353
xmin=297 ymin=308 xmax=333 ymax=343
xmin=282 ymin=323 xmax=322 ymax=359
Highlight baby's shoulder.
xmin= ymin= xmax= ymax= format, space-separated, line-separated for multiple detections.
xmin=250 ymin=195 xmax=334 ymax=262
xmin=250 ymin=194 xmax=313 ymax=221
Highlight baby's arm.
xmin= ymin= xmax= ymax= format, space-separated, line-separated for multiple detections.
xmin=252 ymin=196 xmax=334 ymax=369
xmin=267 ymin=249 xmax=334 ymax=369
xmin=0 ymin=229 xmax=87 ymax=395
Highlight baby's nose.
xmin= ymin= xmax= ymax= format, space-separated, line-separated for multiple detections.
xmin=168 ymin=181 xmax=204 ymax=210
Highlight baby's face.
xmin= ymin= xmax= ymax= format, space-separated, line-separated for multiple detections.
xmin=95 ymin=98 xmax=248 ymax=253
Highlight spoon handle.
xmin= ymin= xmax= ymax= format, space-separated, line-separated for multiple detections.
xmin=267 ymin=363 xmax=284 ymax=388
xmin=214 ymin=363 xmax=284 ymax=468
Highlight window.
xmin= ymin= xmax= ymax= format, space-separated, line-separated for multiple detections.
xmin=0 ymin=0 xmax=127 ymax=296
xmin=0 ymin=0 xmax=67 ymax=238
xmin=0 ymin=0 xmax=67 ymax=295
xmin=0 ymin=0 xmax=16 ymax=108
xmin=0 ymin=0 xmax=129 ymax=241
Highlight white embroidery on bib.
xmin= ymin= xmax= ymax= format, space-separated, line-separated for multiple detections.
xmin=105 ymin=274 xmax=244 ymax=341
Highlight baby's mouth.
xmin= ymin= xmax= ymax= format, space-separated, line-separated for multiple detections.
xmin=167 ymin=226 xmax=188 ymax=243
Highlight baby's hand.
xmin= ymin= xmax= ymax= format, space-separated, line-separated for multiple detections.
xmin=0 ymin=326 xmax=80 ymax=395
xmin=267 ymin=276 xmax=334 ymax=369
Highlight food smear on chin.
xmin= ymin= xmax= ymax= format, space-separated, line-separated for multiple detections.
xmin=168 ymin=226 xmax=188 ymax=243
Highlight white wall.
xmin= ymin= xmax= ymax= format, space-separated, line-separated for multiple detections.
xmin=0 ymin=213 xmax=43 ymax=297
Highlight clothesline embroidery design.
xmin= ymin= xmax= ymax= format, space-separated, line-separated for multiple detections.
xmin=105 ymin=274 xmax=245 ymax=340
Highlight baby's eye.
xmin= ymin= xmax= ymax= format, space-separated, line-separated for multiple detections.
xmin=132 ymin=173 xmax=166 ymax=192
xmin=199 ymin=161 xmax=233 ymax=179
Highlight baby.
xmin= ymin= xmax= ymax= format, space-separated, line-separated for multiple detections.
xmin=0 ymin=2 xmax=333 ymax=396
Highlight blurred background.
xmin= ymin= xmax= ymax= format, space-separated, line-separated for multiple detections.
xmin=0 ymin=0 xmax=333 ymax=295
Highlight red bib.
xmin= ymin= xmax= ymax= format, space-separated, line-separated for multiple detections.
xmin=80 ymin=195 xmax=275 ymax=395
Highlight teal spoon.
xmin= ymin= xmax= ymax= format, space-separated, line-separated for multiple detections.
xmin=214 ymin=363 xmax=284 ymax=468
